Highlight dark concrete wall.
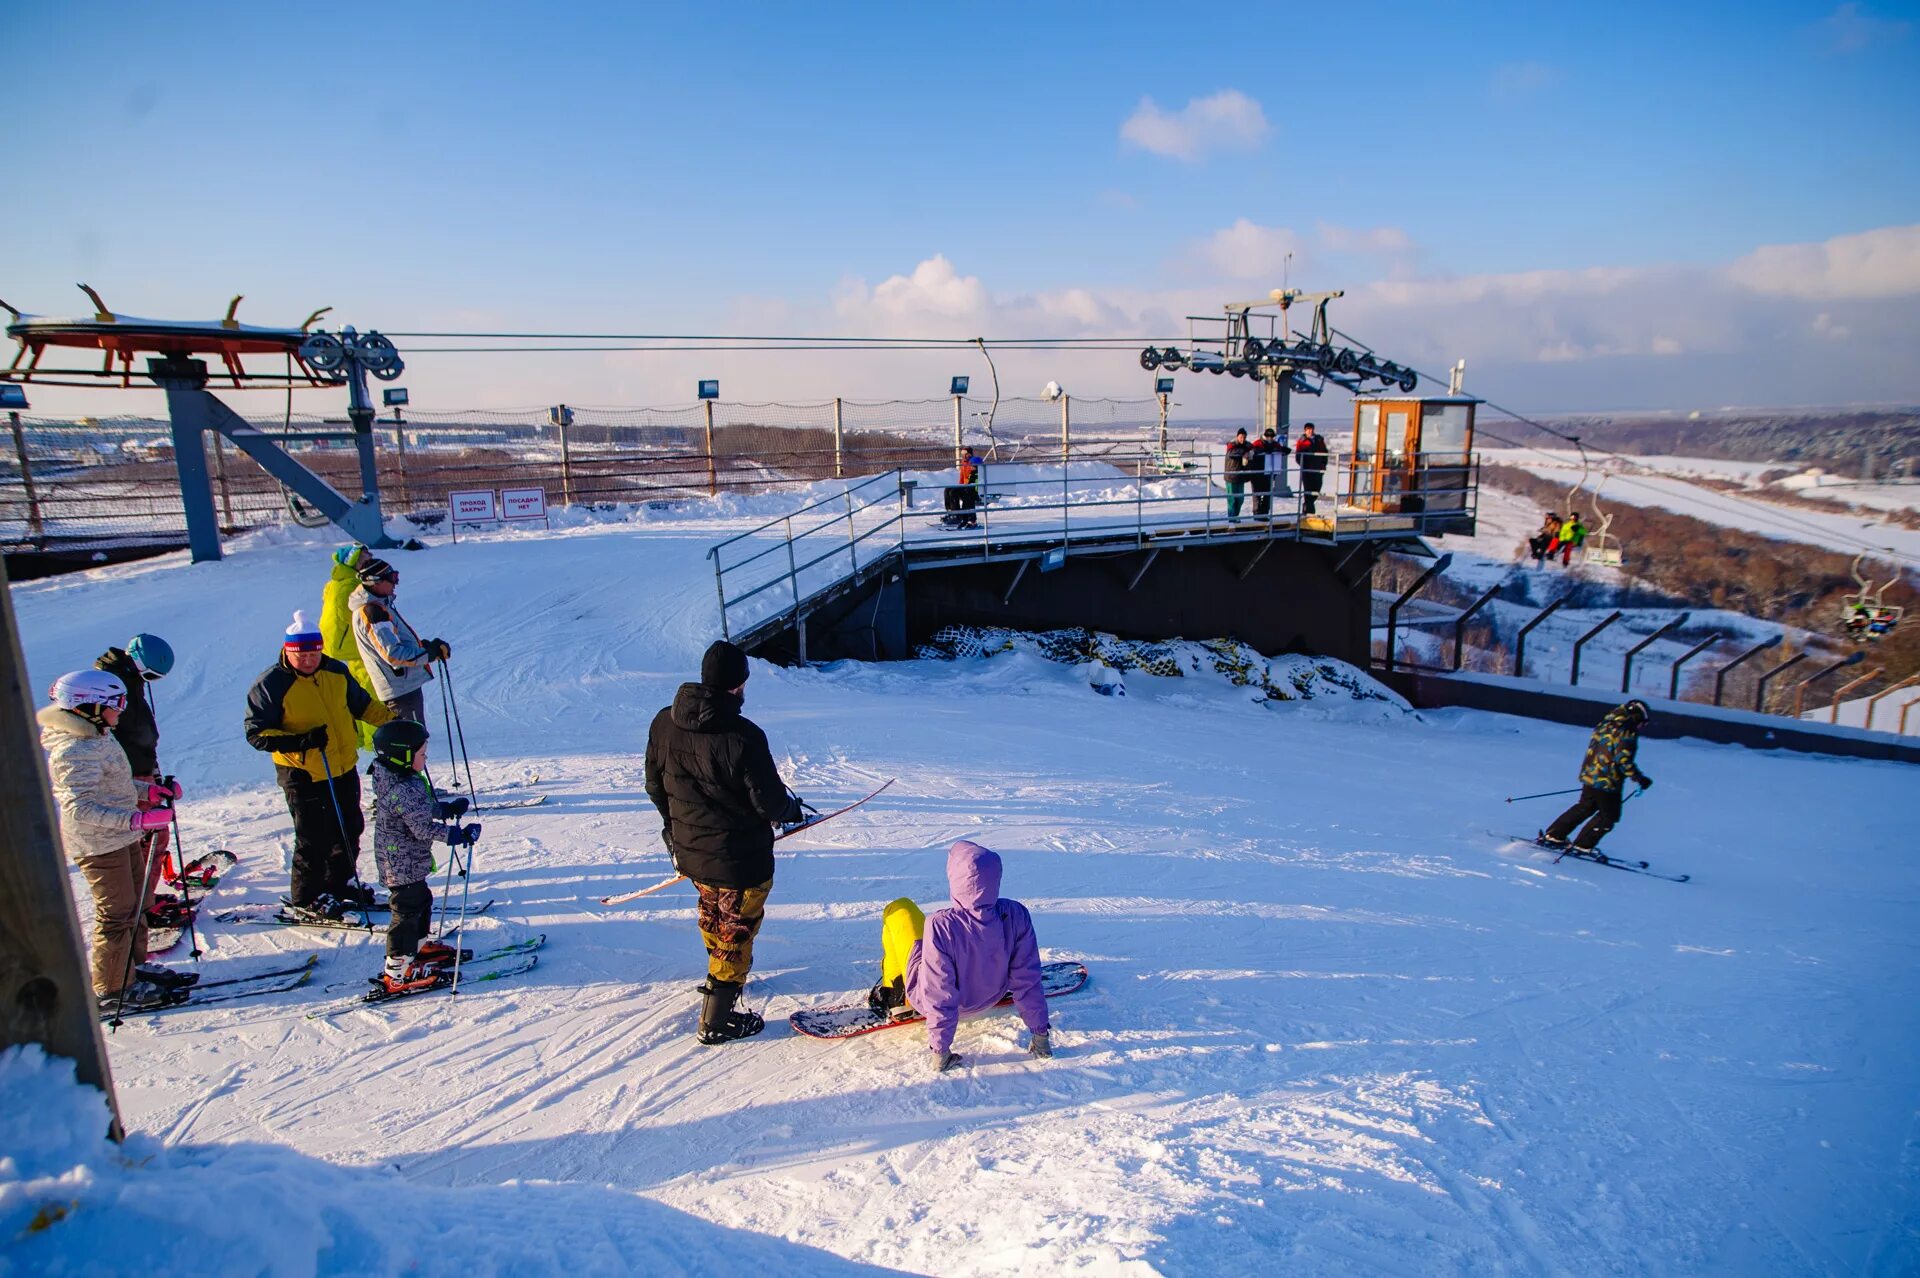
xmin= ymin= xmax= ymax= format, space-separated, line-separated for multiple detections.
xmin=1379 ymin=667 xmax=1920 ymax=766
xmin=902 ymin=541 xmax=1377 ymax=663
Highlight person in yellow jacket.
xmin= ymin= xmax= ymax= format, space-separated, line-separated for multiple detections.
xmin=245 ymin=609 xmax=394 ymax=915
xmin=321 ymin=545 xmax=380 ymax=749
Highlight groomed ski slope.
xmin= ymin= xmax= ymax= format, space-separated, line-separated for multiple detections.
xmin=8 ymin=503 xmax=1919 ymax=1276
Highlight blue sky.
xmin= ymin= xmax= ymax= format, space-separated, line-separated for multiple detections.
xmin=4 ymin=1 xmax=1918 ymax=414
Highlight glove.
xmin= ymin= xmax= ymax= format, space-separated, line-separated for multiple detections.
xmin=1635 ymin=774 xmax=1653 ymax=790
xmin=449 ymin=822 xmax=482 ymax=846
xmin=157 ymin=775 xmax=183 ymax=800
xmin=1028 ymin=1030 xmax=1053 ymax=1059
xmin=129 ymin=808 xmax=172 ymax=833
xmin=427 ymin=638 xmax=451 ymax=661
xmin=929 ymin=1050 xmax=961 ymax=1074
xmin=437 ymin=796 xmax=470 ymax=818
xmin=144 ymin=779 xmax=182 ymax=806
xmin=288 ymin=726 xmax=326 ymax=752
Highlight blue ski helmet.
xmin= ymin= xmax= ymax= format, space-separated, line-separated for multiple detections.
xmin=127 ymin=633 xmax=174 ymax=680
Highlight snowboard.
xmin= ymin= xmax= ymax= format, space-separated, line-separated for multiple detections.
xmin=599 ymin=779 xmax=897 ymax=906
xmin=166 ymin=849 xmax=238 ymax=891
xmin=790 ymin=959 xmax=1089 ymax=1040
xmin=143 ymin=851 xmax=239 ymax=955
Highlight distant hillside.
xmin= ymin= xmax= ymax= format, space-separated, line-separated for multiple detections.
xmin=1511 ymin=409 xmax=1920 ymax=478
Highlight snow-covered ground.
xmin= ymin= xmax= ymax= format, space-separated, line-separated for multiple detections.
xmin=8 ymin=505 xmax=1920 ymax=1275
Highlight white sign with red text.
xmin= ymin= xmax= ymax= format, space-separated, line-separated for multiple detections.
xmin=449 ymin=490 xmax=497 ymax=523
xmin=501 ymin=487 xmax=548 ymax=520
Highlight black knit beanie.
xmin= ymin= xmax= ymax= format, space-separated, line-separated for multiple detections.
xmin=701 ymin=640 xmax=750 ymax=689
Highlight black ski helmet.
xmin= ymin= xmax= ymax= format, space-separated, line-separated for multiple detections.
xmin=373 ymin=719 xmax=430 ymax=770
xmin=1623 ymin=699 xmax=1651 ymax=725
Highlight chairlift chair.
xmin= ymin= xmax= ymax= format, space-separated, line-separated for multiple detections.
xmin=1840 ymin=552 xmax=1904 ymax=642
xmin=1578 ymin=468 xmax=1626 ymax=568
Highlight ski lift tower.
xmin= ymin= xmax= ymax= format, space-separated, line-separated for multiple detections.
xmin=3 ymin=286 xmax=407 ymax=562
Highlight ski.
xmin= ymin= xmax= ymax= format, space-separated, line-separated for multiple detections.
xmin=482 ymin=795 xmax=547 ymax=809
xmin=103 ymin=955 xmax=319 ymax=1021
xmin=212 ymin=897 xmax=494 ymax=930
xmin=166 ymin=849 xmax=238 ymax=891
xmin=1494 ymin=834 xmax=1688 ymax=883
xmin=318 ymin=934 xmax=547 ymax=993
xmin=309 ymin=938 xmax=545 ymax=1015
xmin=791 ymin=960 xmax=1089 ymax=1040
xmin=600 ymin=779 xmax=897 ymax=906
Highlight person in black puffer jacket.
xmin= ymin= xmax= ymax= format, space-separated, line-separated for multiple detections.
xmin=645 ymin=640 xmax=803 ymax=1045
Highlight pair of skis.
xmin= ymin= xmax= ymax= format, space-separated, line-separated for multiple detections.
xmin=102 ymin=954 xmax=319 ymax=1022
xmin=599 ymin=779 xmax=895 ymax=906
xmin=212 ymin=897 xmax=496 ymax=931
xmin=1498 ymin=833 xmax=1691 ymax=883
xmin=304 ymin=934 xmax=547 ymax=1016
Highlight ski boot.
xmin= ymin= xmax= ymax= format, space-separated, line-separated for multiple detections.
xmin=1534 ymin=831 xmax=1570 ymax=851
xmin=867 ymin=977 xmax=914 ymax=1021
xmin=303 ymin=894 xmax=350 ymax=921
xmin=1570 ymin=845 xmax=1610 ymax=864
xmin=695 ymin=980 xmax=765 ymax=1045
xmin=414 ymin=939 xmax=472 ymax=968
xmin=99 ymin=978 xmax=181 ymax=1018
xmin=339 ymin=882 xmax=380 ymax=910
xmin=137 ymin=963 xmax=200 ymax=991
xmin=374 ymin=956 xmax=447 ymax=996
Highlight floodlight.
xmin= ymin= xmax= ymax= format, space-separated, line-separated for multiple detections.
xmin=950 ymin=376 xmax=970 ymax=395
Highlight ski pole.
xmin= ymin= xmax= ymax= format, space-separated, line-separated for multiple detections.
xmin=107 ymin=823 xmax=175 ymax=1030
xmin=1505 ymin=787 xmax=1582 ymax=803
xmin=441 ymin=661 xmax=482 ymax=814
xmin=317 ymin=744 xmax=372 ymax=931
xmin=148 ymin=683 xmax=202 ymax=959
xmin=432 ymin=674 xmax=466 ymax=940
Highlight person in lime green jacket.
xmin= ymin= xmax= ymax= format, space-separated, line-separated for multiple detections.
xmin=321 ymin=545 xmax=380 ymax=748
xmin=1555 ymin=512 xmax=1587 ymax=567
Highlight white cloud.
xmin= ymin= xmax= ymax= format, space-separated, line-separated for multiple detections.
xmin=1490 ymin=60 xmax=1558 ymax=98
xmin=836 ymin=254 xmax=991 ymax=329
xmin=1316 ymin=222 xmax=1414 ymax=256
xmin=1727 ymin=224 xmax=1920 ymax=299
xmin=1823 ymin=3 xmax=1912 ymax=53
xmin=1119 ymin=90 xmax=1268 ymax=161
xmin=1192 ymin=219 xmax=1303 ymax=280
xmin=1812 ymin=312 xmax=1851 ymax=340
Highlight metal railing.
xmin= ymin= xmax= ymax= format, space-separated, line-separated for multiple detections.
xmin=709 ymin=450 xmax=1482 ymax=643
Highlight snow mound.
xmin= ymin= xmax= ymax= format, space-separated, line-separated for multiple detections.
xmin=0 ymin=1046 xmax=878 ymax=1277
xmin=915 ymin=625 xmax=1412 ymax=710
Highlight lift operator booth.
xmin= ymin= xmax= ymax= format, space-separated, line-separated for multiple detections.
xmin=1347 ymin=393 xmax=1479 ymax=535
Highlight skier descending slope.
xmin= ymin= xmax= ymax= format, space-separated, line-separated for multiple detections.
xmin=367 ymin=720 xmax=480 ymax=993
xmin=870 ymin=840 xmax=1053 ymax=1073
xmin=644 ymin=640 xmax=807 ymax=1045
xmin=1538 ymin=699 xmax=1654 ymax=858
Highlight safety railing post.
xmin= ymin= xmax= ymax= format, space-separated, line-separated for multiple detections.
xmin=1825 ymin=666 xmax=1881 ymax=724
xmin=1060 ymin=394 xmax=1070 ymax=465
xmin=1754 ymin=652 xmax=1809 ymax=713
xmin=1620 ymin=612 xmax=1690 ymax=694
xmin=709 ymin=547 xmax=731 ymax=641
xmin=1789 ymin=651 xmax=1865 ymax=717
xmin=1450 ymin=582 xmax=1503 ymax=672
xmin=8 ymin=411 xmax=43 ymax=544
xmin=1864 ymin=672 xmax=1920 ymax=731
xmin=1569 ymin=609 xmax=1624 ymax=687
xmin=833 ymin=397 xmax=844 ymax=480
xmin=705 ymin=399 xmax=717 ymax=497
xmin=557 ymin=408 xmax=575 ymax=507
xmin=785 ymin=516 xmax=801 ymax=617
xmin=1383 ymin=553 xmax=1454 ymax=672
xmin=1666 ymin=631 xmax=1724 ymax=701
xmin=844 ymin=489 xmax=858 ymax=574
xmin=1713 ymin=636 xmax=1781 ymax=707
xmin=1513 ymin=594 xmax=1570 ymax=680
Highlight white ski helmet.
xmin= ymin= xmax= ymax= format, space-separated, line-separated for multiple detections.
xmin=49 ymin=669 xmax=128 ymax=713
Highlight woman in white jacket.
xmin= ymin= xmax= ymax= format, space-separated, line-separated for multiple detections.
xmin=38 ymin=670 xmax=189 ymax=1013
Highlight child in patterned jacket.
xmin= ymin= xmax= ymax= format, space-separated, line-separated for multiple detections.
xmin=367 ymin=719 xmax=480 ymax=992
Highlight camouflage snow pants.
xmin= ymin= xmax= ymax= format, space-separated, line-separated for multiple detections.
xmin=694 ymin=878 xmax=772 ymax=984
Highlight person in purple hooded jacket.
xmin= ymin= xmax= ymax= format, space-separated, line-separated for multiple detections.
xmin=869 ymin=840 xmax=1052 ymax=1072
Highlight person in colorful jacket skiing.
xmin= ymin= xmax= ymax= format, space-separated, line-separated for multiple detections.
xmin=244 ymin=610 xmax=394 ymax=916
xmin=869 ymin=839 xmax=1051 ymax=1073
xmin=348 ymin=554 xmax=449 ymax=723
xmin=644 ymin=639 xmax=805 ymax=1045
xmin=38 ymin=670 xmax=193 ymax=1013
xmin=1539 ymin=700 xmax=1653 ymax=856
xmin=366 ymin=719 xmax=479 ymax=993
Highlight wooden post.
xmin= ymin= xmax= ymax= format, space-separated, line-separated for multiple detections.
xmin=209 ymin=430 xmax=234 ymax=529
xmin=704 ymin=399 xmax=717 ymax=497
xmin=392 ymin=407 xmax=413 ymax=514
xmin=557 ymin=405 xmax=575 ymax=507
xmin=952 ymin=395 xmax=964 ymax=472
xmin=1157 ymin=392 xmax=1170 ymax=453
xmin=832 ymin=397 xmax=844 ymax=480
xmin=1060 ymin=394 xmax=1071 ymax=464
xmin=9 ymin=411 xmax=43 ymax=544
xmin=0 ymin=555 xmax=123 ymax=1138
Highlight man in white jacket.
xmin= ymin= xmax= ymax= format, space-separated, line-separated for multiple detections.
xmin=38 ymin=670 xmax=192 ymax=1013
xmin=348 ymin=556 xmax=449 ymax=723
